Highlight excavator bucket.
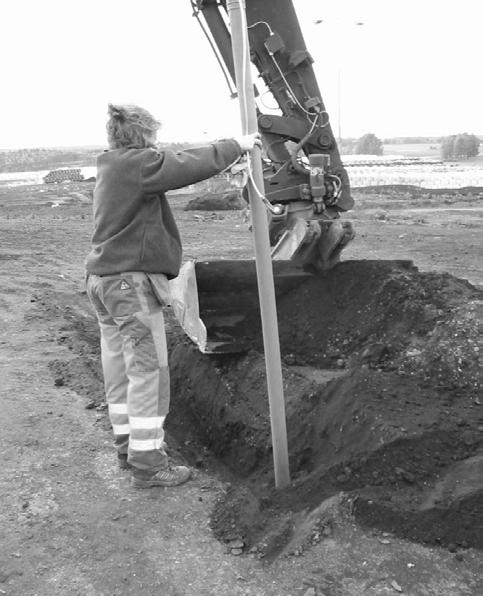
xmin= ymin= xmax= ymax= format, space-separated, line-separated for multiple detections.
xmin=169 ymin=260 xmax=312 ymax=354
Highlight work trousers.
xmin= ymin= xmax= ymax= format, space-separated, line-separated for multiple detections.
xmin=86 ymin=271 xmax=171 ymax=472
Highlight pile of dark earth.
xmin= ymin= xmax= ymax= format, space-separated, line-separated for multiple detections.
xmin=45 ymin=259 xmax=482 ymax=559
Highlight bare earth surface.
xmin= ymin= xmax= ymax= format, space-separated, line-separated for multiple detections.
xmin=0 ymin=181 xmax=482 ymax=595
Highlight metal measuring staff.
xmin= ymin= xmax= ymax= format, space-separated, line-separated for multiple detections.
xmin=226 ymin=0 xmax=290 ymax=488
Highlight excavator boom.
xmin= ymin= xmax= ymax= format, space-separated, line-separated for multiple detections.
xmin=192 ymin=0 xmax=354 ymax=269
xmin=170 ymin=0 xmax=356 ymax=353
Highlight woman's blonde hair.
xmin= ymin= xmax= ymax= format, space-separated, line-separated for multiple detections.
xmin=106 ymin=104 xmax=161 ymax=149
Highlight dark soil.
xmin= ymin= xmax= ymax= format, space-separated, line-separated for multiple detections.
xmin=184 ymin=190 xmax=245 ymax=211
xmin=2 ymin=183 xmax=482 ymax=594
xmin=43 ymin=256 xmax=481 ymax=558
xmin=164 ymin=259 xmax=481 ymax=556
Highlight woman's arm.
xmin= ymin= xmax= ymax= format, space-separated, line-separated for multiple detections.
xmin=141 ymin=134 xmax=261 ymax=194
xmin=142 ymin=139 xmax=241 ymax=194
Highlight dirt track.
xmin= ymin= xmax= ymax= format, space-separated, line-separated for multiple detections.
xmin=0 ymin=181 xmax=482 ymax=595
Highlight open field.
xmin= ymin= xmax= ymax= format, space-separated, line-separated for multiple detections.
xmin=382 ymin=144 xmax=442 ymax=158
xmin=383 ymin=144 xmax=483 ymax=162
xmin=344 ymin=146 xmax=483 ymax=188
xmin=0 ymin=179 xmax=481 ymax=595
xmin=3 ymin=150 xmax=483 ymax=191
xmin=347 ymin=162 xmax=483 ymax=188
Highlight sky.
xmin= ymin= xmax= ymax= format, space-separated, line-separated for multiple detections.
xmin=1 ymin=0 xmax=481 ymax=149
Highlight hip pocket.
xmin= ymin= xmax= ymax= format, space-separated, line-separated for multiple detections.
xmin=146 ymin=273 xmax=171 ymax=307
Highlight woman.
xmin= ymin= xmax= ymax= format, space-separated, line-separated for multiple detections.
xmin=86 ymin=103 xmax=260 ymax=488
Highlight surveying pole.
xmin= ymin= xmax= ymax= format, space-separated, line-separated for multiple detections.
xmin=226 ymin=0 xmax=290 ymax=488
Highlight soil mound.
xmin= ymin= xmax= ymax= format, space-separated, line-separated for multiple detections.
xmin=41 ymin=260 xmax=481 ymax=558
xmin=184 ymin=191 xmax=245 ymax=211
xmin=166 ymin=260 xmax=481 ymax=556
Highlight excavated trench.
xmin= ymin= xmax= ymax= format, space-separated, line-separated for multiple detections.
xmin=47 ymin=259 xmax=482 ymax=558
xmin=166 ymin=260 xmax=482 ymax=555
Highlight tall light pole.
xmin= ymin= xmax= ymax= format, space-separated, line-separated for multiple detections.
xmin=314 ymin=19 xmax=365 ymax=148
xmin=337 ymin=68 xmax=342 ymax=145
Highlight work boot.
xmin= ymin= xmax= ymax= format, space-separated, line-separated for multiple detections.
xmin=131 ymin=465 xmax=192 ymax=488
xmin=117 ymin=453 xmax=131 ymax=470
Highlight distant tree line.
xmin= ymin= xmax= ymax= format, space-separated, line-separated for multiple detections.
xmin=4 ymin=134 xmax=479 ymax=172
xmin=157 ymin=141 xmax=193 ymax=151
xmin=340 ymin=132 xmax=481 ymax=159
xmin=0 ymin=147 xmax=100 ymax=173
xmin=355 ymin=133 xmax=383 ymax=155
xmin=382 ymin=136 xmax=440 ymax=144
xmin=0 ymin=142 xmax=191 ymax=173
xmin=439 ymin=133 xmax=480 ymax=160
xmin=340 ymin=133 xmax=384 ymax=156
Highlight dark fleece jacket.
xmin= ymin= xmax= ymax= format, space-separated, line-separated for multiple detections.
xmin=85 ymin=139 xmax=242 ymax=278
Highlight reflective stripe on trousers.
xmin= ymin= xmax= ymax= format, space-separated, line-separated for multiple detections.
xmin=86 ymin=271 xmax=171 ymax=472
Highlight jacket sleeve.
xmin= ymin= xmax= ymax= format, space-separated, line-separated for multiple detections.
xmin=141 ymin=139 xmax=242 ymax=194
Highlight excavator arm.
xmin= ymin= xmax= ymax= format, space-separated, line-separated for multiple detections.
xmin=191 ymin=0 xmax=355 ymax=270
xmin=170 ymin=1 xmax=356 ymax=353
